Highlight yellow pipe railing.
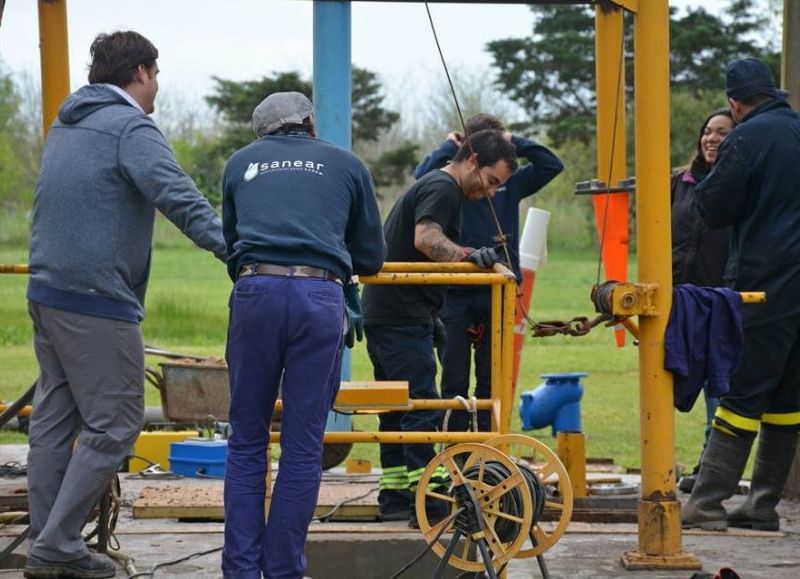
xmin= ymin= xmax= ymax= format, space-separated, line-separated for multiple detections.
xmin=275 ymin=399 xmax=495 ymax=413
xmin=0 ymin=398 xmax=500 ymax=422
xmin=379 ymin=262 xmax=487 ymax=273
xmin=361 ymin=272 xmax=509 ymax=286
xmin=0 ymin=404 xmax=32 ymax=417
xmin=271 ymin=431 xmax=495 ymax=445
xmin=360 ymin=263 xmax=517 ymax=442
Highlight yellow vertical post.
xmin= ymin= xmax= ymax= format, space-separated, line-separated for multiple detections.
xmin=557 ymin=432 xmax=587 ymax=498
xmin=38 ymin=0 xmax=70 ymax=138
xmin=491 ymin=283 xmax=502 ymax=431
xmin=593 ymin=1 xmax=628 ymax=329
xmin=622 ymin=0 xmax=700 ymax=569
xmin=592 ymin=0 xmax=627 ymax=504
xmin=595 ymin=3 xmax=626 ymax=186
xmin=500 ymin=282 xmax=515 ymax=434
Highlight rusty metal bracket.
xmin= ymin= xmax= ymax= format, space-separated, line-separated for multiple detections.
xmin=610 ymin=282 xmax=659 ymax=317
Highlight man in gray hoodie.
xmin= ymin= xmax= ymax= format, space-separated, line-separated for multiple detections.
xmin=24 ymin=31 xmax=225 ymax=578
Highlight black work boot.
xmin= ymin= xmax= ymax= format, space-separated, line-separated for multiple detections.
xmin=24 ymin=553 xmax=116 ymax=578
xmin=682 ymin=428 xmax=753 ymax=531
xmin=729 ymin=425 xmax=799 ymax=531
xmin=378 ymin=488 xmax=412 ymax=522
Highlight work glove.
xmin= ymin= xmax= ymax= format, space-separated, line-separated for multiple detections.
xmin=344 ymin=282 xmax=363 ymax=349
xmin=464 ymin=246 xmax=502 ymax=269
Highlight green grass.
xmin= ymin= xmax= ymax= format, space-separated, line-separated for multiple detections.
xmin=0 ymin=223 xmax=714 ymax=473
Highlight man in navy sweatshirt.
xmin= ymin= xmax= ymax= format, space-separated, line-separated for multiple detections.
xmin=25 ymin=31 xmax=225 ymax=579
xmin=415 ymin=114 xmax=563 ymax=432
xmin=221 ymin=92 xmax=385 ymax=579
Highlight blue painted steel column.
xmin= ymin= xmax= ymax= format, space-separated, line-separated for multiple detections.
xmin=313 ymin=1 xmax=352 ymax=150
xmin=314 ymin=1 xmax=353 ymax=432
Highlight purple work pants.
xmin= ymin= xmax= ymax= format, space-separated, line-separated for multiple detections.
xmin=222 ymin=275 xmax=344 ymax=579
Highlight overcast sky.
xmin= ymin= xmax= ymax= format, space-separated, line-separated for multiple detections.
xmin=0 ymin=0 xmax=749 ymax=119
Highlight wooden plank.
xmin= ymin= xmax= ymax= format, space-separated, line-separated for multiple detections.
xmin=132 ymin=485 xmax=224 ymax=520
xmin=133 ymin=481 xmax=381 ymax=521
xmin=335 ymin=381 xmax=409 ymax=410
xmin=133 ymin=504 xmax=224 ymax=520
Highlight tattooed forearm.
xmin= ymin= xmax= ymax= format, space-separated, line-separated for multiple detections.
xmin=414 ymin=219 xmax=465 ymax=262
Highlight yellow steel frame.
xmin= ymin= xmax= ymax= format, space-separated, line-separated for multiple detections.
xmin=17 ymin=0 xmax=760 ymax=570
xmin=269 ymin=262 xmax=519 ymax=446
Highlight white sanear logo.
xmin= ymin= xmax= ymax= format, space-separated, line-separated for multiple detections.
xmin=243 ymin=162 xmax=259 ymax=182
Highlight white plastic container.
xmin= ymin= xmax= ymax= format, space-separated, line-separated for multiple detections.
xmin=519 ymin=208 xmax=551 ymax=272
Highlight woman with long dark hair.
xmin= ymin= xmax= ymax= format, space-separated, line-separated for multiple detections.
xmin=672 ymin=108 xmax=736 ymax=493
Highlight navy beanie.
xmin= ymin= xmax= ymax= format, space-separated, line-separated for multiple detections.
xmin=726 ymin=58 xmax=788 ymax=101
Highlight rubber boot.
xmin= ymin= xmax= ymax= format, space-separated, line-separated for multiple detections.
xmin=682 ymin=428 xmax=753 ymax=531
xmin=728 ymin=425 xmax=799 ymax=531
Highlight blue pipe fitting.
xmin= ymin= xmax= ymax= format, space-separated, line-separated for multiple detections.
xmin=519 ymin=372 xmax=587 ymax=436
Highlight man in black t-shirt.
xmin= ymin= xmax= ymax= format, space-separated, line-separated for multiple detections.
xmin=362 ymin=130 xmax=517 ymax=525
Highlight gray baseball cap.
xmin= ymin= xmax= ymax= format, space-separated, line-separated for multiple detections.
xmin=252 ymin=92 xmax=314 ymax=135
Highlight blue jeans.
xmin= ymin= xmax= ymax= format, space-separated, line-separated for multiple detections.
xmin=439 ymin=291 xmax=492 ymax=431
xmin=223 ymin=275 xmax=344 ymax=579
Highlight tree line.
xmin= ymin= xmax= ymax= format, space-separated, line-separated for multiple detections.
xmin=0 ymin=0 xmax=780 ymax=249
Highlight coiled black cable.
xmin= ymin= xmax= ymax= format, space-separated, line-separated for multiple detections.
xmin=395 ymin=457 xmax=549 ymax=577
xmin=591 ymin=280 xmax=619 ymax=316
xmin=461 ymin=460 xmax=548 ymax=544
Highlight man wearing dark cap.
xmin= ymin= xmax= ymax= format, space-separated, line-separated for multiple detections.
xmin=25 ymin=31 xmax=226 ymax=579
xmin=683 ymin=58 xmax=800 ymax=532
xmin=221 ymin=92 xmax=386 ymax=578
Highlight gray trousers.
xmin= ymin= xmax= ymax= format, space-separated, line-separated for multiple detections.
xmin=27 ymin=302 xmax=144 ymax=562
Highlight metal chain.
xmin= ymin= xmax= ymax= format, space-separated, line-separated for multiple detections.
xmin=531 ymin=314 xmax=614 ymax=338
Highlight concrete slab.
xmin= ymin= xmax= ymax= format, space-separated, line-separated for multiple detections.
xmin=1 ymin=445 xmax=799 ymax=578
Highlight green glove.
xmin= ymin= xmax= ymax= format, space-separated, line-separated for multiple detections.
xmin=344 ymin=282 xmax=363 ymax=349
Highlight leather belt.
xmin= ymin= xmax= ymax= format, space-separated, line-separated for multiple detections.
xmin=238 ymin=263 xmax=342 ymax=285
